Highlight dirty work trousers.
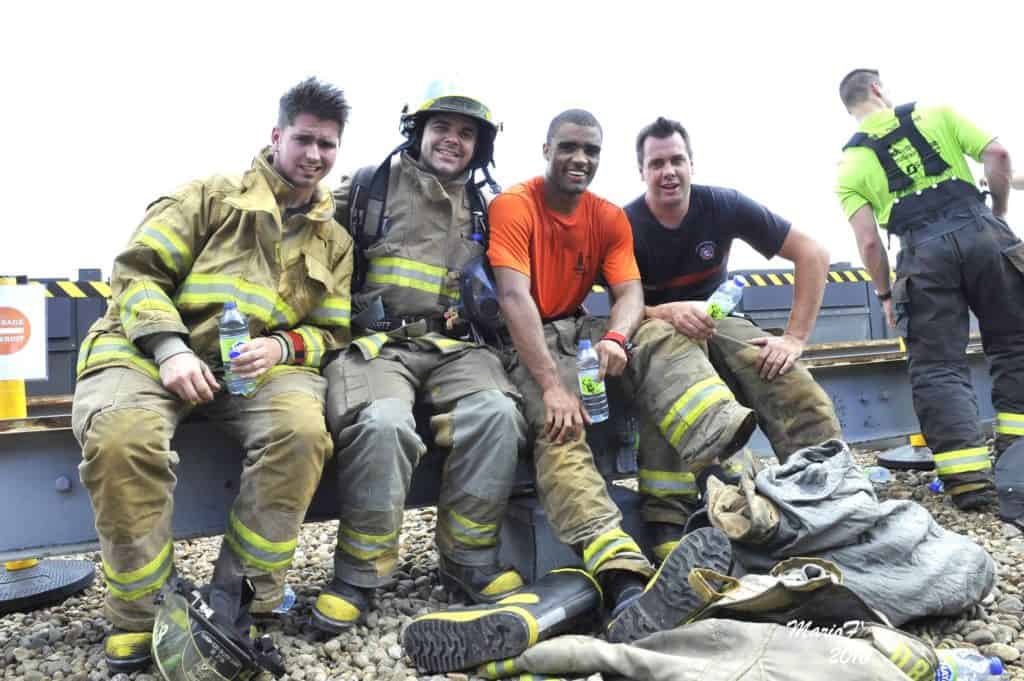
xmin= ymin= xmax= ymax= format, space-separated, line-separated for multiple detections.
xmin=707 ymin=316 xmax=841 ymax=460
xmin=324 ymin=342 xmax=525 ymax=589
xmin=72 ymin=366 xmax=332 ymax=631
xmin=893 ymin=199 xmax=1024 ymax=497
xmin=634 ymin=316 xmax=839 ymax=530
xmin=506 ymin=316 xmax=755 ymax=580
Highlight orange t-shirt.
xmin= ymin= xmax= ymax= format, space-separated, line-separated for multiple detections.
xmin=487 ymin=177 xmax=641 ymax=320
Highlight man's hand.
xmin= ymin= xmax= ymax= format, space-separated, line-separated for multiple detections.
xmin=748 ymin=333 xmax=805 ymax=381
xmin=596 ymin=339 xmax=628 ymax=378
xmin=160 ymin=352 xmax=220 ymax=403
xmin=542 ymin=383 xmax=590 ymax=444
xmin=882 ymin=298 xmax=895 ymax=329
xmin=229 ymin=336 xmax=283 ymax=378
xmin=651 ymin=301 xmax=715 ymax=340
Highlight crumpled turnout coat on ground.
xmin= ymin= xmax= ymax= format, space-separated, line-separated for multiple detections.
xmin=732 ymin=439 xmax=995 ymax=625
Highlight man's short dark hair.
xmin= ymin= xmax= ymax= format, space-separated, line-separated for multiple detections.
xmin=839 ymin=69 xmax=880 ymax=110
xmin=278 ymin=77 xmax=350 ymax=131
xmin=546 ymin=109 xmax=602 ymax=143
xmin=635 ymin=116 xmax=692 ymax=166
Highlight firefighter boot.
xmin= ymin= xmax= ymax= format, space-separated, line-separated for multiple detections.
xmin=439 ymin=555 xmax=525 ymax=604
xmin=605 ymin=526 xmax=732 ymax=644
xmin=104 ymin=629 xmax=153 ymax=674
xmin=311 ymin=578 xmax=371 ymax=634
xmin=402 ymin=568 xmax=601 ymax=674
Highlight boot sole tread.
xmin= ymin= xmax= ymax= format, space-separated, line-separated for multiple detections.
xmin=402 ymin=610 xmax=530 ymax=673
xmin=606 ymin=527 xmax=731 ymax=644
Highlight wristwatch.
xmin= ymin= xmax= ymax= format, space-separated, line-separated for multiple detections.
xmin=875 ymin=289 xmax=892 ymax=302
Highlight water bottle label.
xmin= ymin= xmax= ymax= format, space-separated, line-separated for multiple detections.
xmin=578 ymin=373 xmax=606 ymax=397
xmin=708 ymin=302 xmax=728 ymax=320
xmin=934 ymin=662 xmax=953 ymax=681
xmin=220 ymin=338 xmax=247 ymax=364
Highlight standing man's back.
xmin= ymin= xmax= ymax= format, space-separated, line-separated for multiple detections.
xmin=836 ymin=68 xmax=1024 ymax=514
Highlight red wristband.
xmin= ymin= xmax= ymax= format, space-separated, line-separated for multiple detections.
xmin=601 ymin=331 xmax=628 ymax=350
xmin=285 ymin=331 xmax=306 ymax=365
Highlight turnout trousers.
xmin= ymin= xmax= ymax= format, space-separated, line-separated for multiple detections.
xmin=892 ymin=200 xmax=1024 ymax=497
xmin=72 ymin=366 xmax=332 ymax=631
xmin=506 ymin=316 xmax=755 ymax=580
xmin=635 ymin=316 xmax=841 ymax=529
xmin=324 ymin=342 xmax=526 ymax=589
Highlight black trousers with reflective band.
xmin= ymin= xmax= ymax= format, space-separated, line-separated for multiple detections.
xmin=892 ymin=201 xmax=1024 ymax=491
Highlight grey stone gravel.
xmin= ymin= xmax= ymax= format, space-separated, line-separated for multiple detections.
xmin=1 ymin=449 xmax=1021 ymax=680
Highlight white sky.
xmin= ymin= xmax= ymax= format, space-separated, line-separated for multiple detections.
xmin=3 ymin=0 xmax=1023 ymax=279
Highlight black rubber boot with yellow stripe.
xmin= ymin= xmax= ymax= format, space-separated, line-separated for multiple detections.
xmin=104 ymin=629 xmax=153 ymax=674
xmin=605 ymin=526 xmax=731 ymax=644
xmin=311 ymin=578 xmax=371 ymax=634
xmin=439 ymin=555 xmax=525 ymax=604
xmin=402 ymin=568 xmax=601 ymax=674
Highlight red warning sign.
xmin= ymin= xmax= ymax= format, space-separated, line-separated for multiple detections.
xmin=0 ymin=307 xmax=30 ymax=355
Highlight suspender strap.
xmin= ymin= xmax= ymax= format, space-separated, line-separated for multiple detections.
xmin=842 ymin=102 xmax=951 ymax=193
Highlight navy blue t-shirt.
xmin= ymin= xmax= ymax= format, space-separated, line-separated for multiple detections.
xmin=624 ymin=185 xmax=791 ymax=305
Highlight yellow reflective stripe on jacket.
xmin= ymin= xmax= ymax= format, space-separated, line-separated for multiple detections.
xmin=119 ymin=281 xmax=178 ymax=331
xmin=77 ymin=336 xmax=159 ymax=380
xmin=336 ymin=524 xmax=399 ymax=561
xmin=933 ymin=446 xmax=991 ymax=475
xmin=996 ymin=412 xmax=1024 ymax=436
xmin=224 ymin=511 xmax=296 ymax=571
xmin=103 ymin=541 xmax=173 ymax=601
xmin=638 ymin=469 xmax=698 ymax=498
xmin=136 ymin=220 xmax=193 ymax=275
xmin=582 ymin=529 xmax=642 ymax=573
xmin=176 ymin=273 xmax=299 ymax=327
xmin=659 ymin=377 xmax=735 ymax=447
xmin=367 ymin=257 xmax=459 ymax=301
xmin=447 ymin=509 xmax=498 ymax=548
xmin=307 ymin=296 xmax=351 ymax=328
xmin=428 ymin=335 xmax=473 ymax=352
xmin=294 ymin=325 xmax=325 ymax=367
xmin=353 ymin=332 xmax=389 ymax=360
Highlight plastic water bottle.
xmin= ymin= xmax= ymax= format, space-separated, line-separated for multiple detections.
xmin=219 ymin=301 xmax=255 ymax=396
xmin=272 ymin=584 xmax=296 ymax=615
xmin=864 ymin=465 xmax=891 ymax=484
xmin=706 ymin=276 xmax=746 ymax=320
xmin=576 ymin=339 xmax=609 ymax=423
xmin=935 ymin=649 xmax=1004 ymax=680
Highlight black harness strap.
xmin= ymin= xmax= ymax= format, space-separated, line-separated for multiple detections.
xmin=843 ymin=102 xmax=950 ymax=193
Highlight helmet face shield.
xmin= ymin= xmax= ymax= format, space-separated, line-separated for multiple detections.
xmin=152 ymin=590 xmax=259 ymax=681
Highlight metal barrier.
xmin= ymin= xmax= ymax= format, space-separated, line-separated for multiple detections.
xmin=0 ymin=267 xmax=997 ymax=579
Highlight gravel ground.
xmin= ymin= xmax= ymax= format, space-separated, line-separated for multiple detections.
xmin=2 ymin=449 xmax=1022 ymax=681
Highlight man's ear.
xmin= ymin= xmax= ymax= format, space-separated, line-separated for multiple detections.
xmin=542 ymin=143 xmax=551 ymax=162
xmin=271 ymin=126 xmax=282 ymax=150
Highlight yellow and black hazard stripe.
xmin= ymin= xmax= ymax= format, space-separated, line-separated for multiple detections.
xmin=0 ymin=278 xmax=111 ymax=298
xmin=734 ymin=269 xmax=873 ymax=287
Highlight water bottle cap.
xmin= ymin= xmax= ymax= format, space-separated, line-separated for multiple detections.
xmin=578 ymin=339 xmax=592 ymax=350
xmin=732 ymin=276 xmax=746 ymax=287
xmin=989 ymin=657 xmax=1004 ymax=675
xmin=223 ymin=301 xmax=237 ymax=310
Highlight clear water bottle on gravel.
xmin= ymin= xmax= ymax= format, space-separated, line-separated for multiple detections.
xmin=934 ymin=649 xmax=1004 ymax=680
xmin=864 ymin=465 xmax=891 ymax=484
xmin=576 ymin=339 xmax=609 ymax=423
